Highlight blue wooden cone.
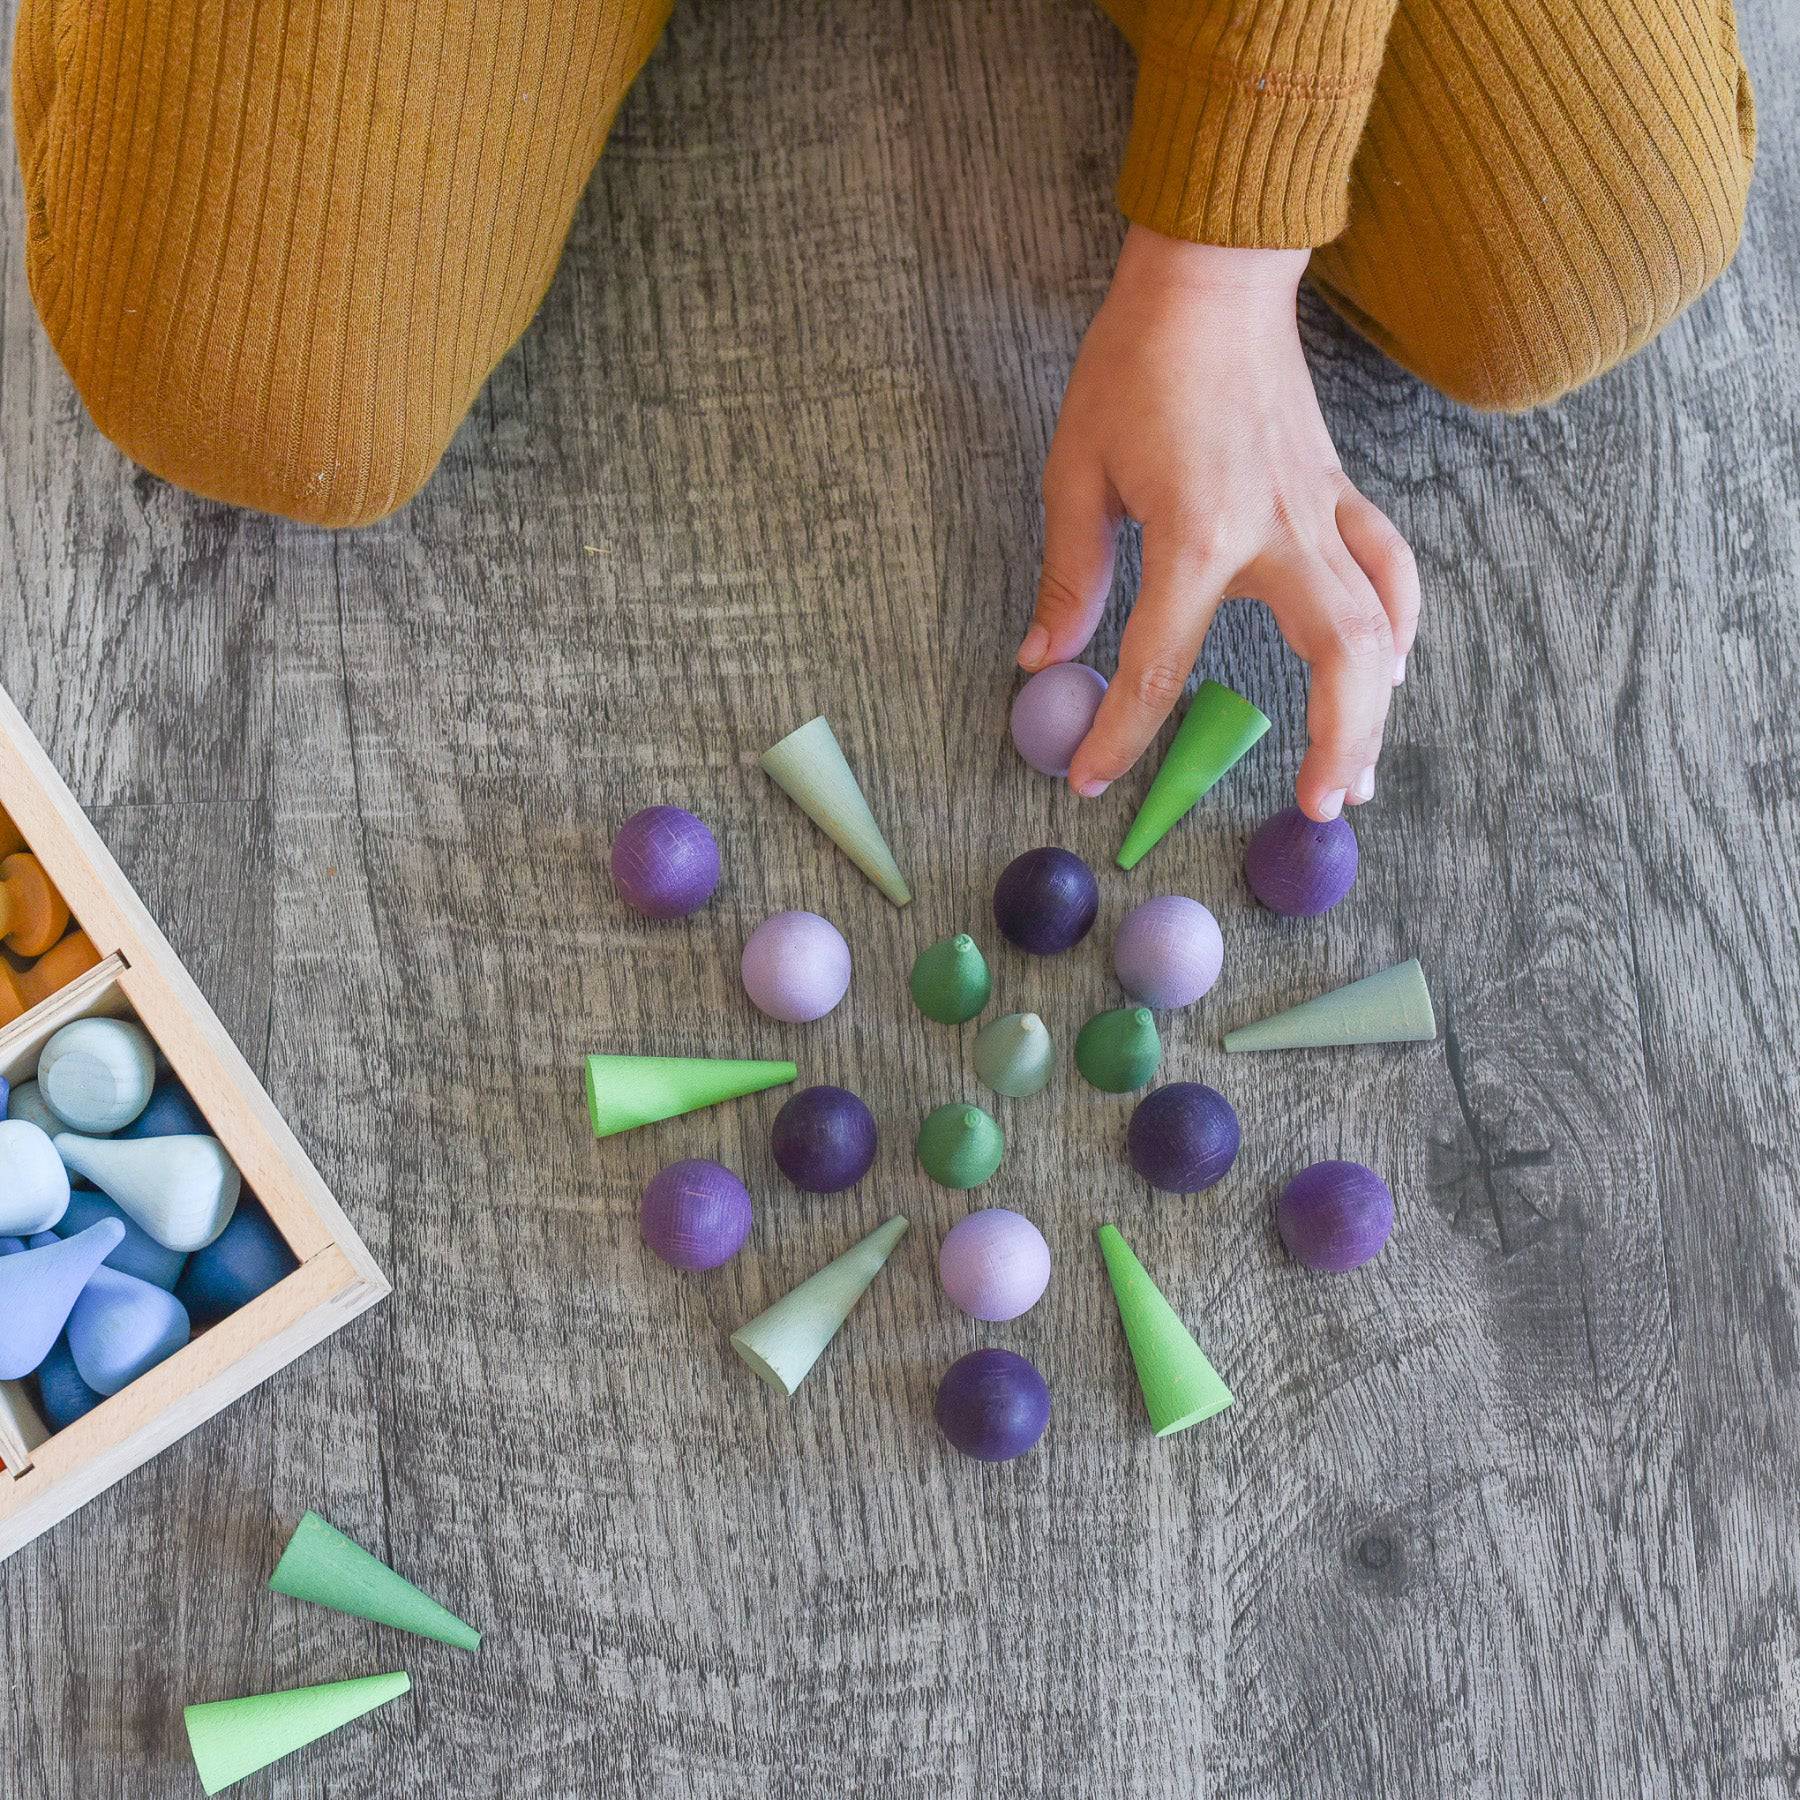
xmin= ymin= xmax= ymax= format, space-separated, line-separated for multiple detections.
xmin=176 ymin=1197 xmax=297 ymax=1326
xmin=67 ymin=1264 xmax=191 ymax=1395
xmin=0 ymin=1219 xmax=124 ymax=1379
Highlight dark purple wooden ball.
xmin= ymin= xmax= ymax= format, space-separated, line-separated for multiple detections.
xmin=640 ymin=1159 xmax=753 ymax=1270
xmin=1244 ymin=806 xmax=1358 ymax=918
xmin=770 ymin=1086 xmax=879 ymax=1194
xmin=611 ymin=805 xmax=721 ymax=919
xmin=1126 ymin=1083 xmax=1241 ymax=1193
xmin=934 ymin=1348 xmax=1051 ymax=1463
xmin=992 ymin=847 xmax=1100 ymax=955
xmin=1276 ymin=1160 xmax=1394 ymax=1272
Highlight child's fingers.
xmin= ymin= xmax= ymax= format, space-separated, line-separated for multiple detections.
xmin=1021 ymin=448 xmax=1122 ymax=671
xmin=1335 ymin=487 xmax=1419 ymax=682
xmin=1066 ymin=529 xmax=1229 ymax=798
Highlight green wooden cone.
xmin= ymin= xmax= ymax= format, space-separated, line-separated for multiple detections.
xmin=908 ymin=933 xmax=992 ymax=1025
xmin=1075 ymin=1006 xmax=1163 ymax=1093
xmin=1096 ymin=1225 xmax=1234 ymax=1436
xmin=730 ymin=1215 xmax=909 ymax=1395
xmin=760 ymin=716 xmax=911 ymax=906
xmin=270 ymin=1511 xmax=480 ymax=1651
xmin=973 ymin=1012 xmax=1054 ymax=1098
xmin=185 ymin=1672 xmax=412 ymax=1796
xmin=1223 ymin=958 xmax=1435 ymax=1052
xmin=1117 ymin=681 xmax=1271 ymax=870
xmin=916 ymin=1103 xmax=1005 ymax=1189
xmin=584 ymin=1054 xmax=796 ymax=1138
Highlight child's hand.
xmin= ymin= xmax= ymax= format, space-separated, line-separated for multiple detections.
xmin=1021 ymin=226 xmax=1418 ymax=821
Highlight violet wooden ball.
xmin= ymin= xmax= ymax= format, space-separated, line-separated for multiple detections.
xmin=935 ymin=1347 xmax=1051 ymax=1463
xmin=1127 ymin=1083 xmax=1241 ymax=1193
xmin=992 ymin=847 xmax=1100 ymax=955
xmin=741 ymin=910 xmax=851 ymax=1023
xmin=1276 ymin=1160 xmax=1394 ymax=1272
xmin=770 ymin=1085 xmax=879 ymax=1194
xmin=1113 ymin=895 xmax=1223 ymax=1009
xmin=640 ymin=1159 xmax=753 ymax=1270
xmin=938 ymin=1208 xmax=1051 ymax=1322
xmin=610 ymin=805 xmax=720 ymax=919
xmin=1244 ymin=806 xmax=1358 ymax=917
xmin=1010 ymin=663 xmax=1108 ymax=777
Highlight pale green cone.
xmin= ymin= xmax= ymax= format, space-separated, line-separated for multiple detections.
xmin=916 ymin=1103 xmax=1005 ymax=1189
xmin=909 ymin=933 xmax=992 ymax=1024
xmin=1096 ymin=1225 xmax=1233 ymax=1436
xmin=760 ymin=716 xmax=911 ymax=906
xmin=1223 ymin=958 xmax=1435 ymax=1052
xmin=731 ymin=1215 xmax=909 ymax=1395
xmin=1117 ymin=681 xmax=1271 ymax=870
xmin=584 ymin=1054 xmax=796 ymax=1138
xmin=185 ymin=1673 xmax=412 ymax=1796
xmin=1075 ymin=1007 xmax=1162 ymax=1093
xmin=973 ymin=1012 xmax=1054 ymax=1098
xmin=270 ymin=1511 xmax=480 ymax=1650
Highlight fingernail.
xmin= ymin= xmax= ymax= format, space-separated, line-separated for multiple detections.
xmin=1075 ymin=776 xmax=1112 ymax=799
xmin=1317 ymin=788 xmax=1346 ymax=820
xmin=1393 ymin=654 xmax=1407 ymax=685
xmin=1018 ymin=626 xmax=1049 ymax=670
xmin=1351 ymin=765 xmax=1376 ymax=803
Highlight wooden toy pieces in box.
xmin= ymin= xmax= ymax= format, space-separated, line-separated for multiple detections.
xmin=0 ymin=685 xmax=387 ymax=1561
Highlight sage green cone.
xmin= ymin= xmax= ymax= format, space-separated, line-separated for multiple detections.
xmin=185 ymin=1673 xmax=412 ymax=1796
xmin=909 ymin=933 xmax=992 ymax=1025
xmin=1117 ymin=680 xmax=1271 ymax=870
xmin=1096 ymin=1225 xmax=1234 ymax=1437
xmin=916 ymin=1103 xmax=1005 ymax=1189
xmin=760 ymin=716 xmax=911 ymax=906
xmin=270 ymin=1511 xmax=481 ymax=1650
xmin=973 ymin=1012 xmax=1054 ymax=1098
xmin=1223 ymin=958 xmax=1436 ymax=1052
xmin=1075 ymin=1007 xmax=1162 ymax=1093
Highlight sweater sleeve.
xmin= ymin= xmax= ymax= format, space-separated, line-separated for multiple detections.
xmin=1101 ymin=0 xmax=1399 ymax=249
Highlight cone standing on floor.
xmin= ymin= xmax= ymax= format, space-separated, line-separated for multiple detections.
xmin=909 ymin=933 xmax=991 ymax=1025
xmin=1096 ymin=1225 xmax=1234 ymax=1436
xmin=185 ymin=1672 xmax=412 ymax=1796
xmin=584 ymin=1054 xmax=796 ymax=1139
xmin=760 ymin=716 xmax=910 ymax=906
xmin=270 ymin=1510 xmax=482 ymax=1649
xmin=973 ymin=1012 xmax=1054 ymax=1098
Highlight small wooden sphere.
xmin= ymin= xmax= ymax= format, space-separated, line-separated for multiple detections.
xmin=640 ymin=1159 xmax=753 ymax=1270
xmin=1126 ymin=1083 xmax=1241 ymax=1193
xmin=741 ymin=910 xmax=851 ymax=1023
xmin=992 ymin=847 xmax=1099 ymax=955
xmin=935 ymin=1348 xmax=1051 ymax=1462
xmin=770 ymin=1086 xmax=878 ymax=1194
xmin=611 ymin=805 xmax=721 ymax=919
xmin=1244 ymin=806 xmax=1358 ymax=917
xmin=1113 ymin=896 xmax=1223 ymax=1009
xmin=1275 ymin=1161 xmax=1394 ymax=1272
xmin=1009 ymin=664 xmax=1107 ymax=777
xmin=938 ymin=1208 xmax=1051 ymax=1321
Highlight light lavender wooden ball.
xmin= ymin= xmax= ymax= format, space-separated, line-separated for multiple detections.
xmin=1010 ymin=664 xmax=1108 ymax=777
xmin=740 ymin=910 xmax=851 ymax=1023
xmin=1113 ymin=896 xmax=1223 ymax=1009
xmin=938 ymin=1207 xmax=1051 ymax=1322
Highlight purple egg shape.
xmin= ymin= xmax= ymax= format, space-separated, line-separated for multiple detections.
xmin=935 ymin=1347 xmax=1051 ymax=1462
xmin=1244 ymin=806 xmax=1358 ymax=918
xmin=1126 ymin=1083 xmax=1241 ymax=1194
xmin=1276 ymin=1161 xmax=1394 ymax=1272
xmin=611 ymin=806 xmax=721 ymax=920
xmin=640 ymin=1159 xmax=753 ymax=1270
xmin=938 ymin=1208 xmax=1051 ymax=1322
xmin=992 ymin=847 xmax=1100 ymax=955
xmin=741 ymin=910 xmax=852 ymax=1023
xmin=1113 ymin=895 xmax=1223 ymax=1009
xmin=770 ymin=1086 xmax=879 ymax=1194
xmin=1010 ymin=664 xmax=1109 ymax=778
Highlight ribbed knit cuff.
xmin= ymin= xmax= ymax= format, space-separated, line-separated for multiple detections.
xmin=1116 ymin=6 xmax=1395 ymax=249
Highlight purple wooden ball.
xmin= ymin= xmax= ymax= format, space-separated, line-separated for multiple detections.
xmin=1010 ymin=663 xmax=1108 ymax=777
xmin=641 ymin=1159 xmax=753 ymax=1270
xmin=741 ymin=910 xmax=851 ymax=1022
xmin=1276 ymin=1161 xmax=1394 ymax=1272
xmin=770 ymin=1086 xmax=878 ymax=1194
xmin=1244 ymin=806 xmax=1358 ymax=918
xmin=935 ymin=1348 xmax=1051 ymax=1462
xmin=611 ymin=805 xmax=720 ymax=919
xmin=1127 ymin=1083 xmax=1240 ymax=1193
xmin=992 ymin=847 xmax=1099 ymax=955
xmin=1113 ymin=895 xmax=1223 ymax=1009
xmin=938 ymin=1208 xmax=1051 ymax=1321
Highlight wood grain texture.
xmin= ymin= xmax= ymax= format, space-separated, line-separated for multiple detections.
xmin=1 ymin=0 xmax=1797 ymax=1793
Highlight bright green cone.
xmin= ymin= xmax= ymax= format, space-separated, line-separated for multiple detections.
xmin=584 ymin=1054 xmax=796 ymax=1138
xmin=1117 ymin=681 xmax=1271 ymax=870
xmin=731 ymin=1215 xmax=909 ymax=1395
xmin=1223 ymin=958 xmax=1435 ymax=1052
xmin=185 ymin=1672 xmax=412 ymax=1796
xmin=1075 ymin=1007 xmax=1162 ymax=1093
xmin=1096 ymin=1225 xmax=1234 ymax=1436
xmin=916 ymin=1103 xmax=1005 ymax=1189
xmin=909 ymin=933 xmax=992 ymax=1025
xmin=270 ymin=1511 xmax=480 ymax=1651
xmin=973 ymin=1012 xmax=1054 ymax=1098
xmin=760 ymin=716 xmax=911 ymax=906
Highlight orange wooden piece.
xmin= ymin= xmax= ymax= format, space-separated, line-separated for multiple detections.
xmin=0 ymin=804 xmax=24 ymax=860
xmin=0 ymin=929 xmax=101 ymax=1026
xmin=0 ymin=852 xmax=71 ymax=956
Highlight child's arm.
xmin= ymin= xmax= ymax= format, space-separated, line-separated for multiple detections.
xmin=1022 ymin=227 xmax=1415 ymax=821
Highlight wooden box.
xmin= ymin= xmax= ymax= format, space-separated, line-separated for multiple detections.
xmin=0 ymin=685 xmax=387 ymax=1560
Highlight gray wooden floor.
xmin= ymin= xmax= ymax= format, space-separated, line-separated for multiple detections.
xmin=3 ymin=2 xmax=1798 ymax=1795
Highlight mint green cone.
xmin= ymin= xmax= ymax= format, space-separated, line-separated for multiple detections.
xmin=1117 ymin=681 xmax=1271 ymax=870
xmin=916 ymin=1103 xmax=1005 ymax=1189
xmin=270 ymin=1511 xmax=480 ymax=1650
xmin=185 ymin=1672 xmax=412 ymax=1795
xmin=973 ymin=1012 xmax=1055 ymax=1098
xmin=1075 ymin=1007 xmax=1162 ymax=1093
xmin=909 ymin=933 xmax=992 ymax=1024
xmin=760 ymin=716 xmax=911 ymax=906
xmin=1223 ymin=958 xmax=1435 ymax=1052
